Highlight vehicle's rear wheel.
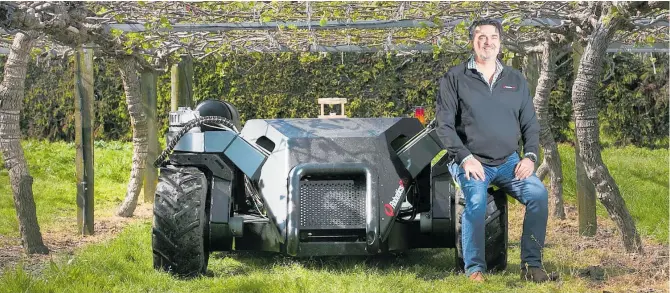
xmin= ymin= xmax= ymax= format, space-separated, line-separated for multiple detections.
xmin=455 ymin=187 xmax=508 ymax=272
xmin=152 ymin=166 xmax=210 ymax=277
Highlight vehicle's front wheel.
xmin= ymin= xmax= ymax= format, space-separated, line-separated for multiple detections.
xmin=152 ymin=166 xmax=210 ymax=277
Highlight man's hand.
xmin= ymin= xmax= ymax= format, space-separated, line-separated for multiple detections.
xmin=462 ymin=158 xmax=485 ymax=181
xmin=514 ymin=158 xmax=535 ymax=180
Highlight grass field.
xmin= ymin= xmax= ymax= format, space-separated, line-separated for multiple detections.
xmin=555 ymin=144 xmax=669 ymax=243
xmin=0 ymin=140 xmax=133 ymax=238
xmin=0 ymin=140 xmax=667 ymax=292
xmin=0 ymin=220 xmax=604 ymax=293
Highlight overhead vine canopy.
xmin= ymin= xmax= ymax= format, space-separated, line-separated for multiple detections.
xmin=0 ymin=1 xmax=667 ymax=69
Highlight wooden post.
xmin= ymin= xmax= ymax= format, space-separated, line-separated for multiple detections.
xmin=504 ymin=53 xmax=522 ymax=68
xmin=573 ymin=41 xmax=597 ymax=236
xmin=512 ymin=55 xmax=522 ymax=70
xmin=520 ymin=53 xmax=540 ymax=158
xmin=171 ymin=55 xmax=194 ymax=111
xmin=522 ymin=54 xmax=540 ymax=98
xmin=142 ymin=70 xmax=158 ymax=203
xmin=510 ymin=54 xmax=529 ymax=155
xmin=170 ymin=62 xmax=178 ymax=112
xmin=74 ymin=47 xmax=95 ymax=235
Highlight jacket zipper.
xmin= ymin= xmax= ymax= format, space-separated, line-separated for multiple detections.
xmin=490 ymin=71 xmax=507 ymax=96
xmin=469 ymin=68 xmax=506 ymax=96
xmin=472 ymin=73 xmax=493 ymax=95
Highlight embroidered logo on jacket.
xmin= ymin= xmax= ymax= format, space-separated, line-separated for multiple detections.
xmin=503 ymin=85 xmax=517 ymax=89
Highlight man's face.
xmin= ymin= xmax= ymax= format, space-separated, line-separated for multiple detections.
xmin=472 ymin=24 xmax=500 ymax=61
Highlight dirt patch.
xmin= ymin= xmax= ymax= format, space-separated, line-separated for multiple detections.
xmin=508 ymin=202 xmax=669 ymax=292
xmin=0 ymin=203 xmax=152 ymax=274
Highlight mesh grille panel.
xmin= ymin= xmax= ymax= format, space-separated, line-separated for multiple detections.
xmin=299 ymin=179 xmax=366 ymax=229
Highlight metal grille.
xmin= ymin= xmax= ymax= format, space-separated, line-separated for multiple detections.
xmin=299 ymin=179 xmax=366 ymax=229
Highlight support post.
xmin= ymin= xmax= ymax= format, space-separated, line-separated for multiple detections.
xmin=74 ymin=47 xmax=95 ymax=235
xmin=171 ymin=55 xmax=194 ymax=111
xmin=520 ymin=53 xmax=540 ymax=156
xmin=142 ymin=70 xmax=158 ymax=203
xmin=573 ymin=41 xmax=597 ymax=236
xmin=510 ymin=53 xmax=527 ymax=155
xmin=522 ymin=54 xmax=540 ymax=98
xmin=512 ymin=54 xmax=522 ymax=70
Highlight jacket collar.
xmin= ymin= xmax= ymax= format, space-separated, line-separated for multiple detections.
xmin=467 ymin=55 xmax=504 ymax=73
xmin=464 ymin=55 xmax=509 ymax=80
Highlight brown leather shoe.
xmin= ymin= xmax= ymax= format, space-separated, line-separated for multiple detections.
xmin=521 ymin=267 xmax=549 ymax=283
xmin=468 ymin=271 xmax=485 ymax=283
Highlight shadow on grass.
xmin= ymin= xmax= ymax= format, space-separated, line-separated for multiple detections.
xmin=207 ymin=243 xmax=634 ymax=289
xmin=628 ymin=169 xmax=669 ymax=190
xmin=209 ymin=248 xmax=460 ymax=280
xmin=507 ymin=241 xmax=637 ymax=287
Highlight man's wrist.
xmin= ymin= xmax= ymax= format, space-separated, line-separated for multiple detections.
xmin=523 ymin=152 xmax=537 ymax=163
xmin=459 ymin=154 xmax=474 ymax=167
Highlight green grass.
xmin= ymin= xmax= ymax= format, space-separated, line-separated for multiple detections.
xmin=555 ymin=143 xmax=669 ymax=244
xmin=0 ymin=221 xmax=596 ymax=293
xmin=0 ymin=140 xmax=133 ymax=237
xmin=0 ymin=141 xmax=666 ymax=292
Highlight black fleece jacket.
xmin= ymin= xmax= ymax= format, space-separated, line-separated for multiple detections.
xmin=435 ymin=62 xmax=540 ymax=166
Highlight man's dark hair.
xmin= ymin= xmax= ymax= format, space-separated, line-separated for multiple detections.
xmin=468 ymin=18 xmax=503 ymax=41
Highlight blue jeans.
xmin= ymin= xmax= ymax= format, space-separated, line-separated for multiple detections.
xmin=448 ymin=153 xmax=548 ymax=276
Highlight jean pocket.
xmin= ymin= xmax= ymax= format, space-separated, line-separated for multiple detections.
xmin=447 ymin=160 xmax=457 ymax=175
xmin=447 ymin=160 xmax=462 ymax=187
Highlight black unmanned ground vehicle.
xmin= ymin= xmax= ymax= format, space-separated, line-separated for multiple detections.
xmin=151 ymin=100 xmax=507 ymax=277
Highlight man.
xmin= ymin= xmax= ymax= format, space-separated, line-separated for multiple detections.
xmin=435 ymin=18 xmax=550 ymax=283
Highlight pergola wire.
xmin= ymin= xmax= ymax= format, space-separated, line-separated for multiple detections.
xmin=94 ymin=2 xmax=670 ymax=53
xmin=0 ymin=1 xmax=666 ymax=63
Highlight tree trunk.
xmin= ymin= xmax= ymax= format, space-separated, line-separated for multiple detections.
xmin=0 ymin=32 xmax=48 ymax=254
xmin=116 ymin=57 xmax=148 ymax=217
xmin=571 ymin=15 xmax=642 ymax=252
xmin=522 ymin=49 xmax=550 ymax=182
xmin=527 ymin=42 xmax=566 ymax=220
xmin=536 ymin=161 xmax=549 ymax=181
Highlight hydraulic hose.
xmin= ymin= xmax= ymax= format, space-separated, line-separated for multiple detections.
xmin=153 ymin=116 xmax=239 ymax=168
